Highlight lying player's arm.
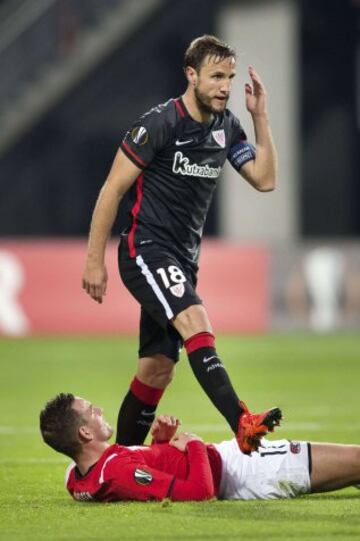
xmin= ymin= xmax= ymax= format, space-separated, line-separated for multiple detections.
xmin=82 ymin=150 xmax=141 ymax=303
xmin=168 ymin=433 xmax=215 ymax=501
xmin=240 ymin=66 xmax=278 ymax=192
xmin=106 ymin=434 xmax=214 ymax=502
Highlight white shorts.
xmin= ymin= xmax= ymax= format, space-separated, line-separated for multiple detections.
xmin=214 ymin=438 xmax=311 ymax=500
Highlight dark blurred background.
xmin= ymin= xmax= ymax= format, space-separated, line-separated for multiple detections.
xmin=0 ymin=0 xmax=359 ymax=238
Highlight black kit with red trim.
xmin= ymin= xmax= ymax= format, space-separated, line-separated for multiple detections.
xmin=120 ymin=96 xmax=256 ymax=268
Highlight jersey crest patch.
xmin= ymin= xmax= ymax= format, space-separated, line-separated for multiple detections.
xmin=134 ymin=468 xmax=153 ymax=485
xmin=170 ymin=283 xmax=185 ymax=297
xmin=212 ymin=129 xmax=226 ymax=148
xmin=131 ymin=126 xmax=149 ymax=146
xmin=290 ymin=441 xmax=301 ymax=454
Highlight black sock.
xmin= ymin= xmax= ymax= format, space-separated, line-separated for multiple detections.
xmin=185 ymin=332 xmax=243 ymax=433
xmin=115 ymin=377 xmax=163 ymax=445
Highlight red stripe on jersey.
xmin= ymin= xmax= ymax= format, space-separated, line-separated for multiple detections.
xmin=174 ymin=98 xmax=185 ymax=118
xmin=128 ymin=173 xmax=144 ymax=258
xmin=130 ymin=377 xmax=164 ymax=405
xmin=184 ymin=332 xmax=215 ymax=354
xmin=122 ymin=141 xmax=147 ymax=168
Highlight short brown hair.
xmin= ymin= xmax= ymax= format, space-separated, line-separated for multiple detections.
xmin=184 ymin=35 xmax=236 ymax=72
xmin=40 ymin=393 xmax=83 ymax=459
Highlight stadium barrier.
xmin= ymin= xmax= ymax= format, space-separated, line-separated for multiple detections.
xmin=0 ymin=240 xmax=268 ymax=336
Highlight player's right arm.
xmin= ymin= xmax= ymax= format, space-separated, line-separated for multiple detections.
xmin=168 ymin=433 xmax=215 ymax=501
xmin=101 ymin=435 xmax=215 ymax=502
xmin=82 ymin=149 xmax=141 ymax=304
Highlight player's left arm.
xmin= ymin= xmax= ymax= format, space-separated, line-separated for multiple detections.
xmin=239 ymin=66 xmax=278 ymax=192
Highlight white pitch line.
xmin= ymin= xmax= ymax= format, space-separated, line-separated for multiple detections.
xmin=169 ymin=421 xmax=360 ymax=432
xmin=0 ymin=457 xmax=68 ymax=464
xmin=0 ymin=426 xmax=38 ymax=434
xmin=186 ymin=422 xmax=322 ymax=432
xmin=1 ymin=421 xmax=360 ymax=437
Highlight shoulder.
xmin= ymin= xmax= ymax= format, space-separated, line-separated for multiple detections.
xmin=224 ymin=108 xmax=241 ymax=129
xmin=64 ymin=461 xmax=76 ymax=487
xmin=100 ymin=445 xmax=143 ymax=472
xmin=126 ymin=98 xmax=177 ymax=152
xmin=224 ymin=109 xmax=247 ymax=143
xmin=139 ymin=98 xmax=177 ymax=128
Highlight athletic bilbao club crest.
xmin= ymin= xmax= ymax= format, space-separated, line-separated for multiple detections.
xmin=290 ymin=441 xmax=301 ymax=454
xmin=170 ymin=283 xmax=185 ymax=298
xmin=212 ymin=129 xmax=226 ymax=148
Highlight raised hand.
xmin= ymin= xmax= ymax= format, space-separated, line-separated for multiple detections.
xmin=245 ymin=66 xmax=268 ymax=117
xmin=151 ymin=415 xmax=180 ymax=443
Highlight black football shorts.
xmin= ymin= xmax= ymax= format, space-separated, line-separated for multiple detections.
xmin=118 ymin=237 xmax=202 ymax=362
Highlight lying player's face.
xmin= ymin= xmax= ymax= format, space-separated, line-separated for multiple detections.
xmin=73 ymin=397 xmax=114 ymax=442
xmin=194 ymin=55 xmax=236 ymax=115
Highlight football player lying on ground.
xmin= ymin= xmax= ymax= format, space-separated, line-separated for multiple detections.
xmin=40 ymin=393 xmax=360 ymax=502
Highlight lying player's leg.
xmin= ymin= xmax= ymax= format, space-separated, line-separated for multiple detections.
xmin=310 ymin=443 xmax=360 ymax=492
xmin=217 ymin=438 xmax=360 ymax=500
xmin=173 ymin=304 xmax=282 ymax=453
xmin=215 ymin=438 xmax=311 ymax=500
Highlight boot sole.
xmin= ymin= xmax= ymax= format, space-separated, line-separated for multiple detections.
xmin=261 ymin=407 xmax=283 ymax=432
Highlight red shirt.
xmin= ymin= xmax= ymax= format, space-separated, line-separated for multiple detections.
xmin=66 ymin=441 xmax=222 ymax=502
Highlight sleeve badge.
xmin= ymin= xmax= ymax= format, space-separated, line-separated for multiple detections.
xmin=134 ymin=468 xmax=153 ymax=485
xmin=131 ymin=126 xmax=149 ymax=146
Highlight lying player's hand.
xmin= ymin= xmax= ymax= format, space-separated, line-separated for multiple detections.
xmin=82 ymin=262 xmax=108 ymax=304
xmin=169 ymin=432 xmax=203 ymax=452
xmin=151 ymin=415 xmax=180 ymax=443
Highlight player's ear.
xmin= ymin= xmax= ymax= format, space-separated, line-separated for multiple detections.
xmin=185 ymin=66 xmax=198 ymax=86
xmin=78 ymin=425 xmax=93 ymax=443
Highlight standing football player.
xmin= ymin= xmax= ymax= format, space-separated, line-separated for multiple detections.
xmin=82 ymin=35 xmax=280 ymax=453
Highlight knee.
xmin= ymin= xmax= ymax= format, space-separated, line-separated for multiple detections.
xmin=346 ymin=445 xmax=360 ymax=484
xmin=173 ymin=304 xmax=212 ymax=340
xmin=153 ymin=363 xmax=175 ymax=388
xmin=137 ymin=354 xmax=175 ymax=389
xmin=349 ymin=445 xmax=360 ymax=464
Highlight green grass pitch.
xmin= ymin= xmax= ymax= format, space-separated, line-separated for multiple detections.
xmin=0 ymin=334 xmax=359 ymax=540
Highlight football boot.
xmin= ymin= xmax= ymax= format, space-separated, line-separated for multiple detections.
xmin=237 ymin=400 xmax=283 ymax=454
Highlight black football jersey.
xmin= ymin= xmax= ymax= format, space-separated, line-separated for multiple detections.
xmin=121 ymin=96 xmax=255 ymax=267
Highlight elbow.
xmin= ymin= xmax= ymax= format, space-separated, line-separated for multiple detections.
xmin=203 ymin=488 xmax=215 ymax=501
xmin=199 ymin=484 xmax=215 ymax=501
xmin=191 ymin=488 xmax=215 ymax=501
xmin=255 ymin=176 xmax=277 ymax=192
xmin=170 ymin=481 xmax=215 ymax=502
xmin=194 ymin=481 xmax=215 ymax=501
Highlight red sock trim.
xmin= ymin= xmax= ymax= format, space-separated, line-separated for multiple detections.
xmin=184 ymin=332 xmax=215 ymax=355
xmin=130 ymin=377 xmax=164 ymax=406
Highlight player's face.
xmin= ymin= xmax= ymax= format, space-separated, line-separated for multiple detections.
xmin=194 ymin=55 xmax=236 ymax=115
xmin=73 ymin=397 xmax=113 ymax=442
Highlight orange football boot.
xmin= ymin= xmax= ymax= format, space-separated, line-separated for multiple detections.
xmin=237 ymin=400 xmax=283 ymax=454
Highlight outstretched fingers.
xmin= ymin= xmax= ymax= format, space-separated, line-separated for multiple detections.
xmin=245 ymin=82 xmax=253 ymax=96
xmin=248 ymin=66 xmax=266 ymax=96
